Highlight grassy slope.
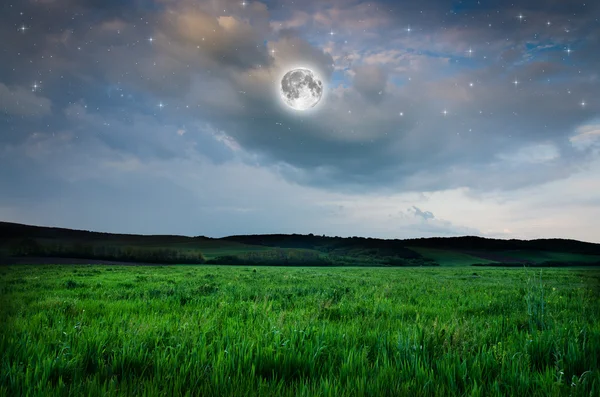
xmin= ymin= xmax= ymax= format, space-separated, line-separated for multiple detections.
xmin=407 ymin=247 xmax=499 ymax=266
xmin=495 ymin=250 xmax=600 ymax=264
xmin=410 ymin=247 xmax=600 ymax=266
xmin=1 ymin=265 xmax=599 ymax=396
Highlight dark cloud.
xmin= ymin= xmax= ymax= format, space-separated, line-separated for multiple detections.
xmin=352 ymin=64 xmax=387 ymax=103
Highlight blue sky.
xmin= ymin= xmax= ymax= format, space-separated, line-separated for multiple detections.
xmin=1 ymin=0 xmax=599 ymax=241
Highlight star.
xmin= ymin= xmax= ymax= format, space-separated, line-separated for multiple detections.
xmin=513 ymin=79 xmax=519 ymax=86
xmin=18 ymin=25 xmax=27 ymax=33
xmin=467 ymin=48 xmax=474 ymax=57
xmin=581 ymin=101 xmax=586 ymax=107
xmin=469 ymin=82 xmax=474 ymax=87
xmin=31 ymin=82 xmax=40 ymax=92
xmin=399 ymin=112 xmax=404 ymax=116
xmin=406 ymin=26 xmax=412 ymax=33
xmin=565 ymin=47 xmax=572 ymax=55
xmin=442 ymin=109 xmax=448 ymax=116
xmin=158 ymin=102 xmax=164 ymax=109
xmin=148 ymin=37 xmax=154 ymax=43
xmin=329 ymin=30 xmax=335 ymax=36
xmin=241 ymin=1 xmax=247 ymax=6
xmin=518 ymin=14 xmax=524 ymax=22
xmin=547 ymin=21 xmax=551 ymax=26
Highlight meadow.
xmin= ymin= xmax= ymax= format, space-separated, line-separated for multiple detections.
xmin=1 ymin=265 xmax=599 ymax=396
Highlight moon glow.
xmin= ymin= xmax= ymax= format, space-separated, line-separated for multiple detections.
xmin=280 ymin=68 xmax=323 ymax=111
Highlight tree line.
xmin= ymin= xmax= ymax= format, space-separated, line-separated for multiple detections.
xmin=9 ymin=239 xmax=205 ymax=264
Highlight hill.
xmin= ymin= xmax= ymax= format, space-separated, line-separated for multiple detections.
xmin=1 ymin=221 xmax=600 ymax=266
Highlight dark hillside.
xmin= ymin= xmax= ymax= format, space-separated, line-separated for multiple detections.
xmin=404 ymin=236 xmax=600 ymax=255
xmin=222 ymin=234 xmax=422 ymax=258
xmin=2 ymin=221 xmax=599 ymax=266
xmin=0 ymin=221 xmax=211 ymax=243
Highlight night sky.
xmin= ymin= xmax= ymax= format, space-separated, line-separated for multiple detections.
xmin=1 ymin=0 xmax=599 ymax=242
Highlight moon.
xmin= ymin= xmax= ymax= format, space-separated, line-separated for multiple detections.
xmin=280 ymin=68 xmax=323 ymax=111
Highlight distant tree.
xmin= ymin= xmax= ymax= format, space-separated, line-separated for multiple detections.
xmin=10 ymin=239 xmax=43 ymax=256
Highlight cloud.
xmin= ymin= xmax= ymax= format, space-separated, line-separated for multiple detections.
xmin=1 ymin=0 xmax=599 ymax=241
xmin=570 ymin=123 xmax=600 ymax=150
xmin=62 ymin=102 xmax=240 ymax=164
xmin=411 ymin=206 xmax=435 ymax=221
xmin=352 ymin=64 xmax=388 ymax=103
xmin=497 ymin=143 xmax=560 ymax=164
xmin=160 ymin=3 xmax=272 ymax=71
xmin=3 ymin=0 xmax=598 ymax=195
xmin=271 ymin=11 xmax=311 ymax=31
xmin=0 ymin=83 xmax=52 ymax=116
xmin=269 ymin=30 xmax=335 ymax=78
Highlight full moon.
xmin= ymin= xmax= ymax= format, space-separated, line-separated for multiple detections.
xmin=280 ymin=68 xmax=323 ymax=111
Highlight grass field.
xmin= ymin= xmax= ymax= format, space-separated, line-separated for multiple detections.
xmin=1 ymin=265 xmax=599 ymax=396
xmin=407 ymin=247 xmax=499 ymax=266
xmin=409 ymin=247 xmax=600 ymax=266
xmin=495 ymin=250 xmax=600 ymax=264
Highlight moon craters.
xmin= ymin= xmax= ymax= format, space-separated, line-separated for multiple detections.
xmin=280 ymin=68 xmax=323 ymax=111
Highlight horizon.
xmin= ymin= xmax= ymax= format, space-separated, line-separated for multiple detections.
xmin=2 ymin=220 xmax=597 ymax=244
xmin=1 ymin=0 xmax=599 ymax=242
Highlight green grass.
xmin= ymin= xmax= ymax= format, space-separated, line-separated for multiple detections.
xmin=1 ymin=265 xmax=599 ymax=396
xmin=408 ymin=247 xmax=600 ymax=266
xmin=407 ymin=247 xmax=499 ymax=266
xmin=495 ymin=250 xmax=600 ymax=264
